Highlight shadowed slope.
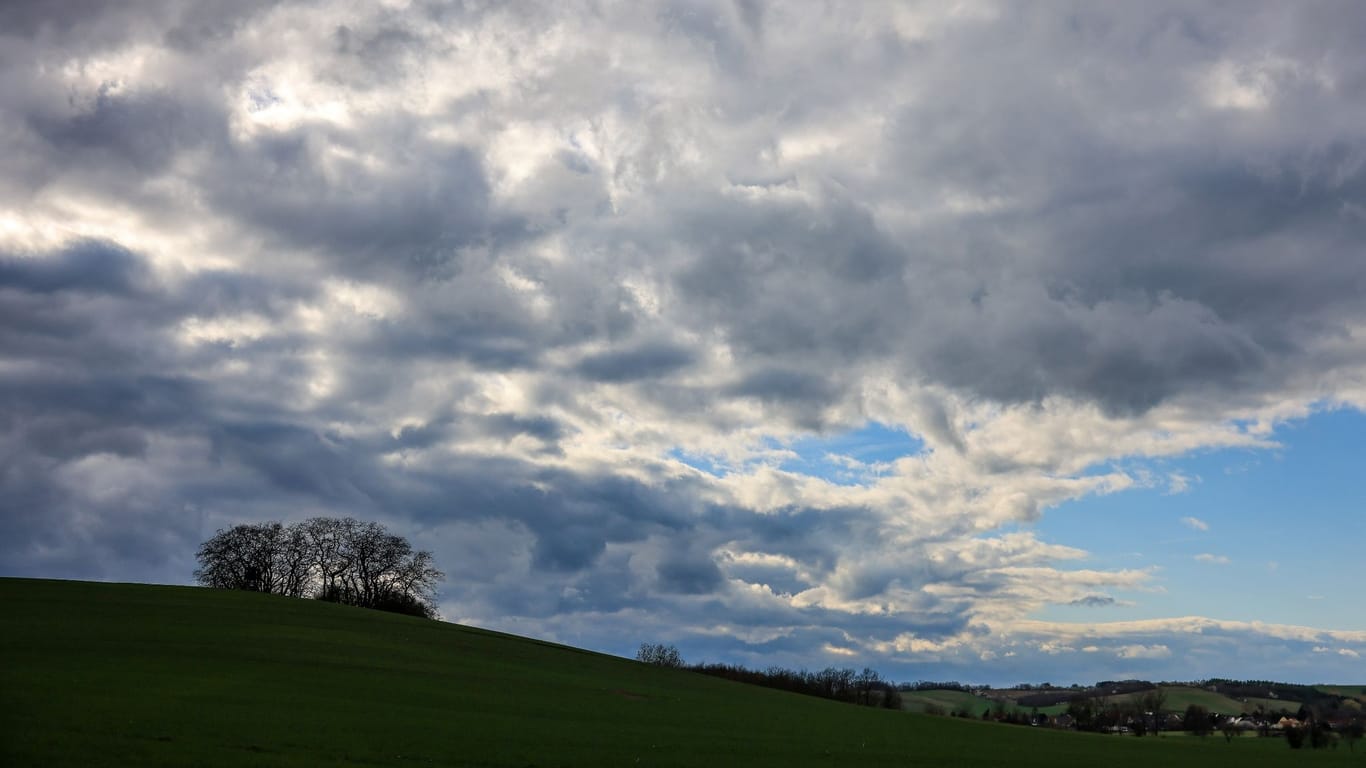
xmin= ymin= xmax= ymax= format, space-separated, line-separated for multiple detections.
xmin=0 ymin=579 xmax=1356 ymax=767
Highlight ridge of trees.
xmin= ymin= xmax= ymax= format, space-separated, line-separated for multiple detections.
xmin=637 ymin=644 xmax=901 ymax=710
xmin=194 ymin=517 xmax=443 ymax=619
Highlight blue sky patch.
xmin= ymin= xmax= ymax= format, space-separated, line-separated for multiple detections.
xmin=1033 ymin=407 xmax=1366 ymax=630
xmin=671 ymin=422 xmax=924 ymax=485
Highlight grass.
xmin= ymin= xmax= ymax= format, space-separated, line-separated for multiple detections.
xmin=1154 ymin=686 xmax=1241 ymax=712
xmin=1319 ymin=686 xmax=1366 ymax=701
xmin=2 ymin=578 xmax=1361 ymax=767
xmin=900 ymin=689 xmax=1069 ymax=717
xmin=1100 ymin=686 xmax=1348 ymax=717
xmin=899 ymin=689 xmax=991 ymax=715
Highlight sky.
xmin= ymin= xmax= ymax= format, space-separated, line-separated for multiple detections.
xmin=2 ymin=0 xmax=1364 ymax=686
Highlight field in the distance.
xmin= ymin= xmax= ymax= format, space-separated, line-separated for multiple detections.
xmin=907 ymin=683 xmax=1366 ymax=720
xmin=1 ymin=578 xmax=1358 ymax=767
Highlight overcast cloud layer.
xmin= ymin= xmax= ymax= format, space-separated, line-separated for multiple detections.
xmin=3 ymin=0 xmax=1366 ymax=684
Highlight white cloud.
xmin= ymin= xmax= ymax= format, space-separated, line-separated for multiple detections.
xmin=1313 ymin=646 xmax=1359 ymax=658
xmin=1195 ymin=553 xmax=1230 ymax=565
xmin=1167 ymin=473 xmax=1195 ymax=495
xmin=1180 ymin=516 xmax=1209 ymax=531
xmin=1013 ymin=617 xmax=1366 ymax=645
xmin=1117 ymin=644 xmax=1172 ymax=660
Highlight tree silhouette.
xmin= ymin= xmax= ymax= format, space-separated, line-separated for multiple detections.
xmin=636 ymin=642 xmax=683 ymax=668
xmin=1184 ymin=704 xmax=1212 ymax=737
xmin=195 ymin=517 xmax=443 ymax=618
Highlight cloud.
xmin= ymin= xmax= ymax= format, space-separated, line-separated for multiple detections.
xmin=1314 ymin=646 xmax=1360 ymax=658
xmin=1166 ymin=473 xmax=1195 ymax=495
xmin=1013 ymin=616 xmax=1366 ymax=646
xmin=2 ymin=0 xmax=1366 ymax=685
xmin=1116 ymin=644 xmax=1172 ymax=660
xmin=1195 ymin=553 xmax=1230 ymax=565
xmin=1180 ymin=516 xmax=1209 ymax=532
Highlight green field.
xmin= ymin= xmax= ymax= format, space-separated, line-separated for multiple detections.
xmin=1319 ymin=686 xmax=1366 ymax=702
xmin=900 ymin=689 xmax=1068 ymax=717
xmin=990 ymin=682 xmax=1360 ymax=720
xmin=1101 ymin=686 xmax=1247 ymax=714
xmin=1 ymin=578 xmax=1360 ymax=767
xmin=1098 ymin=685 xmax=1355 ymax=717
xmin=899 ymin=689 xmax=991 ymax=715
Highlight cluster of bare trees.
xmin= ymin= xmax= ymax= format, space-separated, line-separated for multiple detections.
xmin=681 ymin=658 xmax=902 ymax=710
xmin=636 ymin=642 xmax=684 ymax=668
xmin=194 ymin=517 xmax=443 ymax=619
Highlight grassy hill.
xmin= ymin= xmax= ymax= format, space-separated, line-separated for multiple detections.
xmin=1095 ymin=685 xmax=1363 ymax=718
xmin=1319 ymin=686 xmax=1366 ymax=706
xmin=994 ymin=681 xmax=1366 ymax=720
xmin=1099 ymin=686 xmax=1248 ymax=715
xmin=898 ymin=688 xmax=991 ymax=716
xmin=1 ymin=578 xmax=1359 ymax=767
xmin=899 ymin=689 xmax=1069 ymax=717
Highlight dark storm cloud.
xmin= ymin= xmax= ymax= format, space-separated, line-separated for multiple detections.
xmin=908 ymin=153 xmax=1366 ymax=413
xmin=1 ymin=373 xmax=199 ymax=452
xmin=728 ymin=367 xmax=838 ymax=405
xmin=656 ymin=551 xmax=724 ymax=595
xmin=373 ymin=412 xmax=565 ymax=456
xmin=362 ymin=319 xmax=543 ymax=370
xmin=670 ymin=194 xmax=904 ymax=361
xmin=481 ymin=413 xmax=566 ymax=443
xmin=574 ymin=342 xmax=695 ymax=382
xmin=0 ymin=240 xmax=146 ymax=296
xmin=0 ymin=240 xmax=311 ymax=582
xmin=31 ymin=89 xmax=222 ymax=175
xmin=213 ymin=135 xmax=498 ymax=278
xmin=845 ymin=4 xmax=1366 ymax=414
xmin=209 ymin=421 xmax=378 ymax=502
xmin=0 ymin=243 xmax=177 ymax=381
xmin=0 ymin=0 xmax=273 ymax=41
xmin=585 ymin=1 xmax=1366 ymax=418
xmin=1069 ymin=595 xmax=1118 ymax=608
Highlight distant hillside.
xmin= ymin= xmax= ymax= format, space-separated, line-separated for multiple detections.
xmin=1 ymin=578 xmax=1359 ymax=767
xmin=996 ymin=680 xmax=1364 ymax=717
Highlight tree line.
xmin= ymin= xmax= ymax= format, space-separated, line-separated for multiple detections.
xmin=194 ymin=517 xmax=443 ymax=619
xmin=637 ymin=644 xmax=902 ymax=710
xmin=902 ymin=680 xmax=974 ymax=693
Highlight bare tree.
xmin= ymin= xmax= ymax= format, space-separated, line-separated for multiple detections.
xmin=300 ymin=516 xmax=356 ymax=597
xmin=390 ymin=548 xmax=443 ymax=608
xmin=277 ymin=523 xmax=313 ymax=598
xmin=194 ymin=522 xmax=288 ymax=593
xmin=1185 ymin=704 xmax=1212 ymax=737
xmin=636 ymin=642 xmax=684 ymax=668
xmin=194 ymin=525 xmax=256 ymax=591
xmin=336 ymin=521 xmax=420 ymax=608
xmin=1343 ymin=718 xmax=1363 ymax=752
xmin=195 ymin=516 xmax=442 ymax=618
xmin=1139 ymin=688 xmax=1167 ymax=736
